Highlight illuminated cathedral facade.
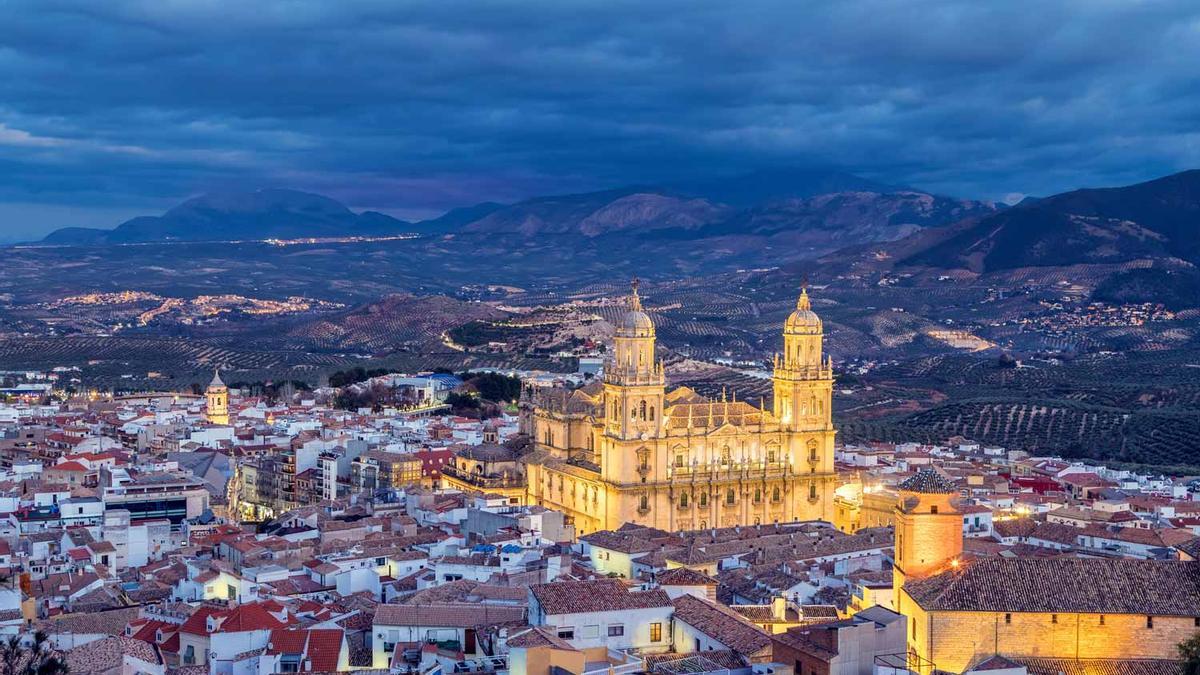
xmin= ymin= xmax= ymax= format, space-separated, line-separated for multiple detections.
xmin=520 ymin=281 xmax=837 ymax=535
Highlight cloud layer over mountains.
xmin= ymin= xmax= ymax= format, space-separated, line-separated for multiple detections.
xmin=2 ymin=0 xmax=1200 ymax=238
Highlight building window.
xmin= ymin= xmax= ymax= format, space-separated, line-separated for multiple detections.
xmin=930 ymin=505 xmax=938 ymax=514
xmin=1051 ymin=614 xmax=1058 ymax=624
xmin=650 ymin=623 xmax=662 ymax=642
xmin=680 ymin=493 xmax=689 ymax=508
xmin=726 ymin=489 xmax=735 ymax=505
xmin=675 ymin=454 xmax=685 ymax=468
xmin=767 ymin=449 xmax=776 ymax=463
xmin=772 ymin=487 xmax=781 ymax=503
xmin=1147 ymin=616 xmax=1154 ymax=629
xmin=809 ymin=483 xmax=817 ymax=500
xmin=753 ymin=488 xmax=762 ymax=504
xmin=699 ymin=492 xmax=708 ymax=507
xmin=558 ymin=628 xmax=575 ymax=640
xmin=639 ymin=495 xmax=649 ymax=511
xmin=911 ymin=620 xmax=916 ymax=639
xmin=608 ymin=625 xmax=624 ymax=637
xmin=720 ymin=446 xmax=731 ymax=465
xmin=1004 ymin=613 xmax=1011 ymax=624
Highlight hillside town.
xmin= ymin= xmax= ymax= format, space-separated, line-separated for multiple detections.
xmin=1 ymin=356 xmax=1199 ymax=675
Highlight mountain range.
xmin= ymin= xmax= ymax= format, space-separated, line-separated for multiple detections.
xmin=900 ymin=169 xmax=1200 ymax=271
xmin=38 ymin=168 xmax=995 ymax=249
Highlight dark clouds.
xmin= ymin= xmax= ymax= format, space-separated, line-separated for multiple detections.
xmin=2 ymin=0 xmax=1200 ymax=238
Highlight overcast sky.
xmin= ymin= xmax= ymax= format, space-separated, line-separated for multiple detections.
xmin=2 ymin=0 xmax=1200 ymax=240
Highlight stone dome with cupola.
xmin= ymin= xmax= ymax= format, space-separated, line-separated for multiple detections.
xmin=784 ymin=286 xmax=822 ymax=335
xmin=615 ymin=278 xmax=655 ymax=337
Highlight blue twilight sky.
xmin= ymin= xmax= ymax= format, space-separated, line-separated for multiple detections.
xmin=2 ymin=0 xmax=1200 ymax=240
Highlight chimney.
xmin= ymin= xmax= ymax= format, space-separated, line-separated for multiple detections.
xmin=772 ymin=595 xmax=787 ymax=621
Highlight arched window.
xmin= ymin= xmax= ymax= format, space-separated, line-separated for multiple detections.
xmin=639 ymin=400 xmax=647 ymax=419
xmin=809 ymin=483 xmax=817 ymax=500
xmin=699 ymin=492 xmax=708 ymax=507
xmin=725 ymin=488 xmax=735 ymax=505
xmin=649 ymin=406 xmax=655 ymax=421
xmin=808 ymin=440 xmax=819 ymax=462
xmin=753 ymin=488 xmax=762 ymax=503
xmin=639 ymin=494 xmax=649 ymax=510
xmin=680 ymin=492 xmax=689 ymax=507
xmin=772 ymin=487 xmax=781 ymax=503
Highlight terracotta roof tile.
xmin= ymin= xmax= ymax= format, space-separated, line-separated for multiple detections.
xmin=530 ymin=579 xmax=672 ymax=615
xmin=905 ymin=558 xmax=1200 ymax=615
xmin=670 ymin=595 xmax=772 ymax=657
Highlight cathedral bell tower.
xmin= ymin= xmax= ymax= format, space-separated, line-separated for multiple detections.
xmin=603 ymin=279 xmax=665 ymax=441
xmin=772 ymin=285 xmax=834 ymax=431
xmin=205 ymin=369 xmax=230 ymax=425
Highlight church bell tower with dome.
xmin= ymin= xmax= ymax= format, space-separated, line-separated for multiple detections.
xmin=773 ymin=285 xmax=835 ymax=433
xmin=602 ymin=279 xmax=666 ymax=441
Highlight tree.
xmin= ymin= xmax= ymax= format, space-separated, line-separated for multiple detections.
xmin=1181 ymin=631 xmax=1200 ymax=675
xmin=462 ymin=372 xmax=522 ymax=403
xmin=0 ymin=630 xmax=70 ymax=675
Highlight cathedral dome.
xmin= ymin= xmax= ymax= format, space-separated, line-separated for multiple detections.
xmin=616 ymin=279 xmax=655 ymax=337
xmin=784 ymin=288 xmax=822 ymax=334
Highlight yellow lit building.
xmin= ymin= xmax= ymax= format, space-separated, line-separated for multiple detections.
xmin=892 ymin=468 xmax=1200 ymax=673
xmin=522 ymin=281 xmax=837 ymax=535
xmin=205 ymin=370 xmax=229 ymax=425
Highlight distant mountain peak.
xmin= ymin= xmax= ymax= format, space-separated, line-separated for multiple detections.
xmin=41 ymin=188 xmax=412 ymax=245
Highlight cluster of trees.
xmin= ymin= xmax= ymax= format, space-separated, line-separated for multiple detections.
xmin=333 ymin=382 xmax=420 ymax=412
xmin=0 ymin=630 xmax=69 ymax=674
xmin=327 ymin=367 xmax=398 ymax=388
xmin=463 ymin=371 xmax=522 ymax=403
xmin=323 ymin=366 xmax=522 ymax=418
xmin=445 ymin=372 xmax=523 ymax=419
xmin=188 ymin=379 xmax=311 ymax=403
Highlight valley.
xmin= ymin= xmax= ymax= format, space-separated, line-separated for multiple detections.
xmin=3 ymin=169 xmax=1199 ymax=469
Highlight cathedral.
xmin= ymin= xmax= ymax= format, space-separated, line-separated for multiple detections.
xmin=519 ymin=281 xmax=837 ymax=535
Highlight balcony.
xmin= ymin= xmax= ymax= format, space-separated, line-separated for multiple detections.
xmin=669 ymin=462 xmax=792 ymax=482
xmin=442 ymin=464 xmax=525 ymax=489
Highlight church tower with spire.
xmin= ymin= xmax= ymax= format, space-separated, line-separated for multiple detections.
xmin=205 ymin=369 xmax=229 ymax=425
